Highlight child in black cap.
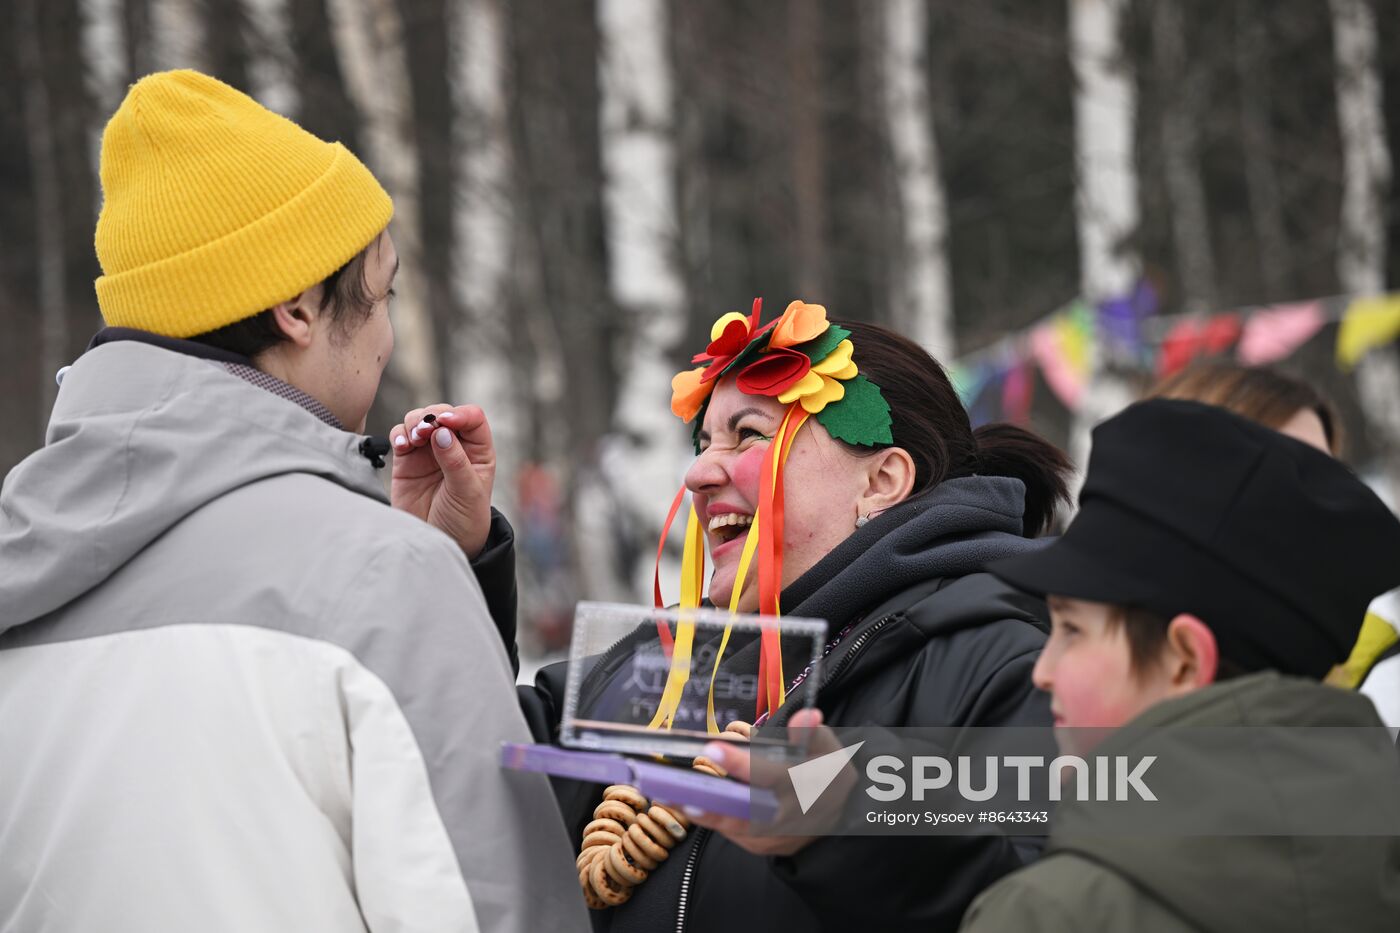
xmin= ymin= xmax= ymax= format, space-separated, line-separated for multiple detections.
xmin=960 ymin=398 xmax=1400 ymax=933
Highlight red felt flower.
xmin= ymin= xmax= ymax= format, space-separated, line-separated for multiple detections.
xmin=694 ymin=316 xmax=754 ymax=382
xmin=735 ymin=348 xmax=812 ymax=397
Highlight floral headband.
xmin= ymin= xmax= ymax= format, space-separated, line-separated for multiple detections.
xmin=671 ymin=299 xmax=892 ymax=450
xmin=648 ymin=300 xmax=892 ymax=732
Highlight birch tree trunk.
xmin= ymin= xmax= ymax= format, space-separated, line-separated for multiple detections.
xmin=593 ymin=0 xmax=689 ymax=600
xmin=1328 ymin=0 xmax=1400 ymax=495
xmin=243 ymin=0 xmax=298 ymax=115
xmin=880 ymin=0 xmax=955 ymax=359
xmin=151 ymin=0 xmax=204 ymax=70
xmin=83 ymin=0 xmax=127 ymax=123
xmin=1152 ymin=0 xmax=1215 ymax=313
xmin=1067 ymin=0 xmax=1140 ymax=493
xmin=452 ymin=0 xmax=522 ymax=512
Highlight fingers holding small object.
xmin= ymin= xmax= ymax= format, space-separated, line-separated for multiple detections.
xmin=410 ymin=412 xmax=439 ymax=444
xmin=648 ymin=804 xmax=689 ymax=839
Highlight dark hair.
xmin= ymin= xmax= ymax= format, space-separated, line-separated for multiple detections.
xmin=188 ymin=234 xmax=386 ymax=359
xmin=1108 ymin=604 xmax=1247 ymax=682
xmin=838 ymin=320 xmax=1073 ymax=536
xmin=1149 ymin=360 xmax=1342 ymax=456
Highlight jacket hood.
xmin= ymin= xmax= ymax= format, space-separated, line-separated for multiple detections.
xmin=785 ymin=475 xmax=1052 ymax=627
xmin=0 ymin=340 xmax=387 ymax=633
xmin=1050 ymin=673 xmax=1400 ymax=933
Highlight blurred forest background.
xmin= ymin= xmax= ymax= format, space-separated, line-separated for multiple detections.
xmin=3 ymin=0 xmax=1400 ymax=663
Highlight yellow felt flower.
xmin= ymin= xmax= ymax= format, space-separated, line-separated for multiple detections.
xmin=777 ymin=339 xmax=859 ymax=413
xmin=711 ymin=310 xmax=750 ymax=341
xmin=672 ymin=366 xmax=714 ymax=421
xmin=769 ymin=301 xmax=830 ymax=349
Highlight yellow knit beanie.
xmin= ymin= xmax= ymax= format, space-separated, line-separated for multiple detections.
xmin=94 ymin=70 xmax=393 ymax=338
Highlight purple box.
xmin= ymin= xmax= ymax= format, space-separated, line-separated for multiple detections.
xmin=501 ymin=743 xmax=779 ymax=822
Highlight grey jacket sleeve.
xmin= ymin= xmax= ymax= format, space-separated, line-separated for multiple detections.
xmin=335 ymin=524 xmax=588 ymax=932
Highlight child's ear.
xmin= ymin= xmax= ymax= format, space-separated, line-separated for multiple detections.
xmin=1163 ymin=614 xmax=1219 ymax=692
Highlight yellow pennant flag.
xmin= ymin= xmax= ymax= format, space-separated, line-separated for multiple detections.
xmin=1336 ymin=295 xmax=1400 ymax=369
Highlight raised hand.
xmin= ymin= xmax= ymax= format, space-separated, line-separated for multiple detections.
xmin=390 ymin=404 xmax=497 ymax=559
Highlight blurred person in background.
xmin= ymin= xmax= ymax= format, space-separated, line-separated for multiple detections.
xmin=0 ymin=70 xmax=584 ymax=933
xmin=1149 ymin=360 xmax=1400 ymax=726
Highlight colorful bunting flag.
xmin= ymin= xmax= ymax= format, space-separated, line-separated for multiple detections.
xmin=1031 ymin=303 xmax=1093 ymax=410
xmin=1157 ymin=313 xmax=1243 ymax=379
xmin=1001 ymin=359 xmax=1034 ymax=425
xmin=947 ymin=362 xmax=992 ymax=409
xmin=1098 ymin=279 xmax=1159 ymax=357
xmin=1236 ymin=301 xmax=1326 ymax=366
xmin=1336 ymin=295 xmax=1400 ymax=369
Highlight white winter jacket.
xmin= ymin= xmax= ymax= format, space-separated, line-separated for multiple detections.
xmin=0 ymin=338 xmax=587 ymax=932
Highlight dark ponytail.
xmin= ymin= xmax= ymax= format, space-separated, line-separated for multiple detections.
xmin=838 ymin=320 xmax=1072 ymax=536
xmin=970 ymin=422 xmax=1072 ymax=535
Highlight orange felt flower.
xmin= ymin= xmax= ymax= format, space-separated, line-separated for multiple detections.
xmin=671 ymin=366 xmax=714 ymax=422
xmin=769 ymin=301 xmax=830 ymax=350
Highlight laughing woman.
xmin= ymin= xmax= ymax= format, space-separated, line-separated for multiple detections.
xmin=518 ymin=301 xmax=1070 ymax=932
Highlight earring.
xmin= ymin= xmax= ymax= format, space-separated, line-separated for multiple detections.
xmin=855 ymin=514 xmax=869 ymax=528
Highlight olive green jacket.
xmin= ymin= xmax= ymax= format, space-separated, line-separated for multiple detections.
xmin=961 ymin=673 xmax=1400 ymax=933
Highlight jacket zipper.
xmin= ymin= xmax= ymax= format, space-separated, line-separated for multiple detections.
xmin=675 ymin=610 xmax=902 ymax=929
xmin=674 ymin=827 xmax=711 ymax=933
xmin=820 ymin=612 xmax=896 ymax=687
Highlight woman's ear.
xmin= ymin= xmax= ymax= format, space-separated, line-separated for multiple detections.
xmin=857 ymin=446 xmax=916 ymax=518
xmin=1162 ymin=614 xmax=1219 ymax=693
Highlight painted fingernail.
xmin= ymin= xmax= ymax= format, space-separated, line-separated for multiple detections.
xmin=412 ymin=423 xmax=431 ymax=441
xmin=703 ymin=743 xmax=728 ymax=765
xmin=682 ymin=806 xmax=705 ymax=819
xmin=433 ymin=427 xmax=452 ymax=449
xmin=392 ymin=435 xmax=409 ymax=449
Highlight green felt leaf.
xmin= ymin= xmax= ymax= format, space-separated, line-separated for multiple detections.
xmin=816 ymin=374 xmax=893 ymax=447
xmin=794 ymin=325 xmax=852 ymax=365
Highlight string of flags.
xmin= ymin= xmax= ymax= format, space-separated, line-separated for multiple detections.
xmin=948 ymin=283 xmax=1400 ymax=425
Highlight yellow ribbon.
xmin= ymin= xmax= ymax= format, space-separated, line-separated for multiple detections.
xmin=649 ymin=406 xmax=808 ymax=734
xmin=647 ymin=504 xmax=706 ymax=729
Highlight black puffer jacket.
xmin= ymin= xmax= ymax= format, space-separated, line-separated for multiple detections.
xmin=520 ymin=476 xmax=1054 ymax=933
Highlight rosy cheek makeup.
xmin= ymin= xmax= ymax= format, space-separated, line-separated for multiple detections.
xmin=728 ymin=444 xmax=766 ymax=500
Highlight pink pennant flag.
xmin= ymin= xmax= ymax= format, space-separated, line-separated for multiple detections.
xmin=1001 ymin=359 xmax=1034 ymax=425
xmin=1237 ymin=301 xmax=1326 ymax=366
